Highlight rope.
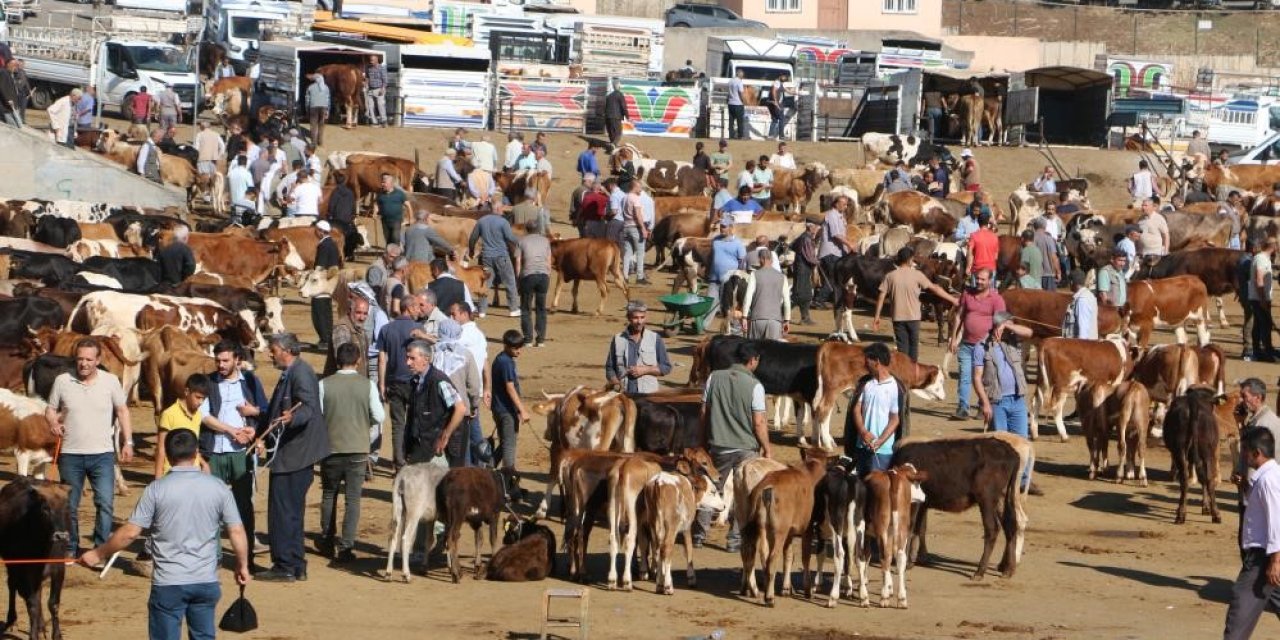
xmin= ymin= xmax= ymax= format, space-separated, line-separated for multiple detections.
xmin=0 ymin=558 xmax=75 ymax=565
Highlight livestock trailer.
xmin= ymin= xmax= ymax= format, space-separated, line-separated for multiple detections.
xmin=256 ymin=40 xmax=384 ymax=120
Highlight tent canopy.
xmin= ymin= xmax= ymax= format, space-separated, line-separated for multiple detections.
xmin=1025 ymin=66 xmax=1113 ymax=92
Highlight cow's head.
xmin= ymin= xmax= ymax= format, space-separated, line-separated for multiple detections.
xmin=217 ymin=309 xmax=262 ymax=351
xmin=677 ymin=447 xmax=720 ymax=485
xmin=911 ymin=363 xmax=947 ymax=402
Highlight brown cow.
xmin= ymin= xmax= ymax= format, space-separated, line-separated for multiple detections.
xmin=740 ymin=454 xmax=828 ymax=607
xmin=314 ymin=64 xmax=364 ymax=129
xmin=336 ymin=153 xmax=429 ymax=207
xmin=1163 ymin=386 xmax=1222 ymax=524
xmin=140 ymin=326 xmax=219 ymax=418
xmin=635 ymin=468 xmax=722 ymax=595
xmin=1203 ymin=163 xmax=1280 ymax=194
xmin=1033 ymin=337 xmax=1130 ymax=442
xmin=981 ymin=95 xmax=1004 ymax=145
xmin=811 ymin=342 xmax=946 ymax=449
xmin=859 ymin=464 xmax=927 ymax=609
xmin=769 ymin=163 xmax=830 ymax=214
xmin=1130 ymin=344 xmax=1201 ymax=435
xmin=165 ymin=232 xmax=305 ymax=284
xmin=496 ymin=170 xmax=553 ymax=207
xmin=955 ymin=94 xmax=983 ymax=147
xmin=402 ymin=259 xmax=490 ymax=302
xmin=874 ymin=191 xmax=957 ymax=238
xmin=0 ymin=389 xmax=59 ymax=478
xmin=653 ymin=196 xmax=712 ymax=219
xmin=1076 ymin=381 xmax=1151 ymax=486
xmin=1133 ymin=248 xmax=1246 ymax=328
xmin=1126 ymin=275 xmax=1210 ymax=349
xmin=641 ymin=161 xmax=708 ymax=197
xmin=97 ymin=130 xmax=200 ymax=201
xmin=550 ymin=238 xmax=630 ymax=315
xmin=1001 ymin=288 xmax=1125 ymax=342
xmin=651 ymin=213 xmax=707 ymax=271
xmin=261 ymin=225 xmax=346 ymax=270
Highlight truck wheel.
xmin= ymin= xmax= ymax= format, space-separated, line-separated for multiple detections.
xmin=29 ymin=86 xmax=51 ymax=110
xmin=121 ymin=93 xmax=136 ymax=123
xmin=673 ymin=22 xmax=691 ymax=28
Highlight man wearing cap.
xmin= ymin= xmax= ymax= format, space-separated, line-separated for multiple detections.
xmin=790 ymin=218 xmax=822 ymax=325
xmin=972 ymin=311 xmax=1039 ymax=493
xmin=311 ymin=222 xmax=342 ymax=350
xmin=1062 ymin=270 xmax=1098 ymax=340
xmin=605 ymin=301 xmax=672 ymax=394
xmin=874 ymin=247 xmax=959 ymax=361
xmin=960 ymin=148 xmax=980 ymax=192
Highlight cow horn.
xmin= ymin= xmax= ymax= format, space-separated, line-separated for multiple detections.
xmin=414 ymin=148 xmax=421 ymax=170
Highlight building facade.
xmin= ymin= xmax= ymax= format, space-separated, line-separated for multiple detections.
xmin=717 ymin=0 xmax=943 ymax=37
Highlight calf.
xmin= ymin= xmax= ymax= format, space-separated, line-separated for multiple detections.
xmin=636 ymin=469 xmax=724 ymax=595
xmin=740 ymin=456 xmax=828 ymax=606
xmin=438 ymin=467 xmax=503 ymax=583
xmin=805 ymin=455 xmax=868 ymax=608
xmin=528 ymin=387 xmax=636 ymax=517
xmin=630 ymin=392 xmax=703 ymax=454
xmin=1130 ymin=344 xmax=1200 ymax=435
xmin=384 ymin=463 xmax=450 ymax=583
xmin=859 ymin=464 xmax=927 ymax=609
xmin=1126 ymin=275 xmax=1211 ymax=349
xmin=32 ymin=216 xmax=81 ymax=248
xmin=1076 ymin=381 xmax=1151 ymax=486
xmin=0 ymin=390 xmax=59 ymax=478
xmin=560 ymin=449 xmax=660 ymax=583
xmin=550 ymin=238 xmax=630 ymax=316
xmin=0 ymin=477 xmax=69 ymax=640
xmin=1163 ymin=386 xmax=1222 ymax=525
xmin=812 ymin=341 xmax=946 ymax=449
xmin=891 ymin=433 xmax=1033 ymax=579
xmin=1032 ymin=337 xmax=1129 ymax=442
xmin=1132 ymin=248 xmax=1245 ymax=328
xmin=485 ymin=517 xmax=556 ymax=582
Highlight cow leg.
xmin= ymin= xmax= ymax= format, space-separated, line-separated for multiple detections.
xmin=1200 ymin=444 xmax=1222 ymax=524
xmin=536 ymin=444 xmax=560 ymax=518
xmin=622 ymin=486 xmax=641 ymax=591
xmin=447 ymin=520 xmax=463 ymax=583
xmin=894 ymin=525 xmax=909 ymax=609
xmin=1215 ymin=296 xmax=1230 ymax=328
xmin=606 ymin=484 xmax=621 ymax=589
xmin=48 ymin=564 xmax=64 ymax=640
xmin=4 ymin=579 xmax=16 ymax=632
xmin=878 ymin=527 xmax=894 ymax=607
xmin=780 ymin=532 xmax=797 ymax=598
xmin=594 ymin=277 xmax=609 ymax=317
xmin=1194 ymin=309 xmax=1211 ymax=346
xmin=761 ymin=530 xmax=780 ymax=605
xmin=740 ymin=525 xmax=759 ymax=598
xmin=571 ymin=281 xmax=582 ymax=315
xmin=681 ymin=519 xmax=696 ymax=590
xmin=550 ymin=274 xmax=563 ymax=313
xmin=972 ymin=497 xmax=1000 ymax=580
xmin=1050 ymin=390 xmax=1070 ymax=443
xmin=1174 ymin=451 xmax=1189 ymax=524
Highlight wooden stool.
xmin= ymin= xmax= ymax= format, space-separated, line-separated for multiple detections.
xmin=540 ymin=587 xmax=589 ymax=640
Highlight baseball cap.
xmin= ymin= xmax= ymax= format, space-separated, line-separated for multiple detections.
xmin=316 ymin=221 xmax=331 ymax=232
xmin=960 ymin=148 xmax=974 ymax=158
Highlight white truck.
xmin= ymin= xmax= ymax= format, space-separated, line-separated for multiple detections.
xmin=704 ymin=37 xmax=796 ymax=140
xmin=203 ymin=0 xmax=316 ymax=70
xmin=5 ymin=14 xmax=201 ymax=121
xmin=1207 ymin=96 xmax=1280 ymax=151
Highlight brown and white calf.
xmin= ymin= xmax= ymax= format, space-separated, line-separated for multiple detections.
xmin=0 ymin=390 xmax=59 ymax=478
xmin=1076 ymin=381 xmax=1151 ymax=486
xmin=1126 ymin=275 xmax=1211 ymax=349
xmin=438 ymin=467 xmax=504 ymax=583
xmin=741 ymin=457 xmax=828 ymax=607
xmin=561 ymin=450 xmax=659 ymax=584
xmin=812 ymin=341 xmax=946 ymax=449
xmin=1033 ymin=336 xmax=1130 ymax=442
xmin=635 ymin=469 xmax=726 ymax=595
xmin=859 ymin=464 xmax=927 ymax=609
xmin=529 ymin=386 xmax=636 ymax=517
xmin=1130 ymin=344 xmax=1201 ymax=437
xmin=805 ymin=456 xmax=868 ymax=608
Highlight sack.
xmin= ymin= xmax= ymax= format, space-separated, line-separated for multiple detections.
xmin=219 ymin=586 xmax=258 ymax=633
xmin=471 ymin=429 xmax=495 ymax=467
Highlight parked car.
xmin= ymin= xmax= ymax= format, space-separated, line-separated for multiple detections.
xmin=665 ymin=3 xmax=767 ymax=29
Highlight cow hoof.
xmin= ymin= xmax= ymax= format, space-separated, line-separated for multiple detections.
xmin=1212 ymin=515 xmax=1222 ymax=524
xmin=1174 ymin=515 xmax=1186 ymax=525
xmin=797 ymin=437 xmax=810 ymax=447
xmin=826 ymin=598 xmax=838 ymax=609
xmin=857 ymin=598 xmax=870 ymax=608
xmin=899 ymin=601 xmax=909 ymax=610
xmin=879 ymin=600 xmax=892 ymax=609
xmin=1139 ymin=479 xmax=1149 ymax=488
xmin=763 ymin=598 xmax=775 ymax=608
xmin=662 ymin=586 xmax=674 ymax=596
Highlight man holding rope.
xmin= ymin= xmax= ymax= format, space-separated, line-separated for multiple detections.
xmin=947 ymin=269 xmax=1005 ymax=422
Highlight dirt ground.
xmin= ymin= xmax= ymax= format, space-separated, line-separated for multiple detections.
xmin=10 ymin=123 xmax=1278 ymax=639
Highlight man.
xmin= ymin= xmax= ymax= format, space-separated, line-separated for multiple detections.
xmin=401 ymin=208 xmax=454 ymax=263
xmin=735 ymin=159 xmax=755 ymax=195
xmin=156 ymin=224 xmax=196 ymax=285
xmin=727 ymin=69 xmax=746 ymax=140
xmin=518 ymin=220 xmax=551 ymax=347
xmin=752 ymin=155 xmax=773 ymax=211
xmin=1239 ymin=242 xmax=1259 ymax=361
xmin=766 ymin=73 xmax=789 ymax=140
xmin=710 ymin=139 xmax=733 ymax=188
xmin=742 ymin=249 xmax=790 ymax=340
xmin=302 ymin=145 xmax=323 ymax=180
xmin=375 ymin=173 xmax=411 ymax=249
xmin=466 ymin=163 xmax=498 ymax=208
xmin=770 ymin=142 xmax=796 ymax=170
xmin=874 ymin=247 xmax=958 ymax=361
xmin=1137 ymin=198 xmax=1170 ymax=263
xmin=569 ymin=173 xmax=595 ymax=235
xmin=1055 ymin=191 xmax=1081 ymax=216
xmin=503 ymin=132 xmax=524 ymax=171
xmin=968 ymin=211 xmax=999 ymax=277
xmin=619 ymin=181 xmax=648 ymax=286
xmin=1031 ymin=166 xmax=1057 ymax=195
xmin=534 ymin=146 xmax=553 ymax=177
xmin=1222 ymin=428 xmax=1280 ymax=640
xmin=1032 ymin=218 xmax=1061 ymax=291
xmin=1129 ymin=160 xmax=1159 ymax=204
xmin=447 ymin=302 xmax=488 ymax=466
xmin=364 ymin=55 xmax=388 ymax=127
xmin=960 ymin=148 xmax=980 ymax=192
xmin=846 ymin=342 xmax=901 ymax=475
xmin=1250 ymin=238 xmax=1277 ymax=362
xmin=722 ymin=185 xmax=763 ymax=226
xmin=1095 ymin=248 xmax=1129 ymax=307
xmin=306 ymin=72 xmax=330 ymax=146
xmin=1186 ymin=129 xmax=1212 ymax=160
xmin=708 ymin=222 xmax=746 ymax=316
xmin=450 ymin=128 xmax=471 ymax=155
xmin=470 ymin=135 xmax=498 ymax=173
xmin=228 ymin=155 xmax=254 ymax=217
xmin=577 ymin=141 xmax=599 ymax=179
xmin=72 ymin=83 xmax=93 ymax=133
xmin=604 ymin=82 xmax=627 ymax=145
xmin=510 ymin=190 xmax=542 ymax=234
xmin=818 ymin=195 xmax=854 ymax=303
xmin=1018 ymin=229 xmax=1043 ymax=290
xmin=883 ymin=161 xmax=913 ymax=194
xmin=275 ymin=160 xmax=304 ymax=215
xmin=0 ymin=62 xmax=22 ymax=127
xmin=468 ymin=207 xmax=520 ymax=317
xmin=137 ymin=129 xmax=164 ymax=184
xmin=434 ymin=148 xmax=463 ymax=199
xmin=578 ymin=179 xmax=609 ymax=239
xmin=318 ymin=343 xmax=385 ymax=561
xmin=327 ymin=172 xmax=359 ymax=261
xmin=926 ymin=156 xmax=950 ymax=198
xmin=710 ymin=176 xmax=734 ymax=223
xmin=693 ymin=341 xmax=769 ymax=551
xmin=157 ymin=84 xmax=181 ymax=133
xmin=605 ymin=301 xmax=672 ymax=394
xmin=514 ymin=142 xmax=537 ymax=172
xmin=47 ymin=88 xmax=80 ymax=147
xmin=1221 ymin=190 xmax=1245 ymax=250
xmin=1062 ymin=270 xmax=1098 ymax=340
xmin=311 ymin=221 xmax=341 ymax=351
xmin=1117 ymin=225 xmax=1140 ymax=278
xmin=530 ymin=131 xmax=549 ymax=157
xmin=257 ymin=333 xmax=329 ymax=582
xmin=377 ymin=294 xmax=424 ymax=471
xmin=412 ymin=290 xmax=449 ymax=343
xmin=948 ymin=269 xmax=1005 ymax=421
xmin=404 ymin=340 xmax=468 ymax=466
xmin=45 ymin=338 xmax=133 ymax=555
xmin=199 ymin=340 xmax=268 ymax=565
xmin=79 ymin=430 xmax=250 ymax=640
xmin=790 ymin=218 xmax=821 ymax=325
xmin=326 ymin=294 xmax=371 ymax=375
xmin=1237 ymin=379 xmax=1280 ymax=483
xmin=427 ymin=258 xmax=475 ymax=318
xmin=193 ymin=121 xmax=224 ymax=177
xmin=130 ymin=85 xmax=153 ymax=125
xmin=366 ymin=243 xmax=401 ymax=309
xmin=289 ymin=170 xmax=322 ymax=217
xmin=972 ymin=311 xmax=1038 ymax=491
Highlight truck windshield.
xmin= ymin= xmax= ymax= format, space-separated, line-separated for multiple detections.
xmin=738 ymin=66 xmax=789 ymax=82
xmin=231 ymin=17 xmax=272 ymax=40
xmin=129 ymin=46 xmax=188 ymax=73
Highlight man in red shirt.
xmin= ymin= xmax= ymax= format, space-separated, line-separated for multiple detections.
xmin=129 ymin=86 xmax=153 ymax=125
xmin=578 ymin=182 xmax=610 ymax=240
xmin=948 ymin=268 xmax=1005 ymax=421
xmin=968 ymin=211 xmax=1000 ymax=278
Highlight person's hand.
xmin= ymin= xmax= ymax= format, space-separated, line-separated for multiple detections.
xmin=518 ymin=410 xmax=529 ymax=425
xmin=862 ymin=432 xmax=875 ymax=448
xmin=280 ymin=408 xmax=294 ymax=425
xmin=379 ymin=384 xmax=387 ymax=403
xmin=236 ymin=565 xmax=252 ymax=586
xmin=981 ymin=401 xmax=993 ymax=424
xmin=1269 ymin=557 xmax=1280 ymax=587
xmin=120 ymin=442 xmax=134 ymax=463
xmin=761 ymin=443 xmax=773 ymax=459
xmin=872 ymin=317 xmax=881 ymax=331
xmin=77 ymin=549 xmax=102 ymax=569
xmin=948 ymin=338 xmax=959 ymax=355
xmin=234 ymin=427 xmax=256 ymax=445
xmin=483 ymin=392 xmax=492 ymax=408
xmin=1231 ymin=472 xmax=1244 ymax=486
xmin=49 ymin=420 xmax=64 ymax=438
xmin=433 ymin=436 xmax=448 ymax=456
xmin=236 ymin=403 xmax=260 ymax=418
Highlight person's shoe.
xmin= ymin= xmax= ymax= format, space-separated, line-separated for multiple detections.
xmin=254 ymin=568 xmax=296 ymax=583
xmin=316 ymin=537 xmax=335 ymax=558
xmin=949 ymin=409 xmax=969 ymax=421
xmin=725 ymin=542 xmax=741 ymax=554
xmin=636 ymin=278 xmax=652 ymax=286
xmin=692 ymin=538 xmax=705 ymax=549
xmin=335 ymin=549 xmax=357 ymax=563
xmin=1257 ymin=355 xmax=1277 ymax=363
xmin=800 ymin=318 xmax=816 ymax=326
xmin=477 ymin=312 xmax=487 ymax=319
xmin=508 ymin=309 xmax=522 ymax=317
xmin=535 ymin=341 xmax=546 ymax=348
xmin=1026 ymin=482 xmax=1045 ymax=497
xmin=295 ymin=570 xmax=308 ymax=582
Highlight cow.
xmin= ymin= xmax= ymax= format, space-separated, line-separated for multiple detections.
xmin=528 ymin=387 xmax=636 ymax=518
xmin=653 ymin=196 xmax=712 ymax=220
xmin=179 ymin=233 xmax=305 ymax=285
xmin=650 ymin=213 xmax=706 ymax=270
xmin=1130 ymin=344 xmax=1201 ymax=436
xmin=334 ymin=153 xmax=430 ymax=207
xmin=1001 ymin=288 xmax=1126 ymax=342
xmin=550 ymin=238 xmax=630 ymax=316
xmin=561 ymin=450 xmax=661 ymax=583
xmin=437 ymin=467 xmax=503 ymax=583
xmin=689 ymin=336 xmax=819 ymax=435
xmin=628 ymin=393 xmax=704 ymax=455
xmin=485 ymin=517 xmax=556 ymax=582
xmin=163 ymin=282 xmax=285 ymax=335
xmin=66 ymin=239 xmax=151 ymax=262
xmin=1132 ymin=248 xmax=1245 ymax=328
xmin=1163 ymin=386 xmax=1223 ymax=524
xmin=641 ymin=161 xmax=709 ymax=197
xmin=769 ymin=163 xmax=830 ymax=214
xmin=1076 ymin=381 xmax=1150 ymax=486
xmin=858 ymin=464 xmax=927 ymax=609
xmin=31 ymin=217 xmax=81 ymax=249
xmin=0 ymin=477 xmax=70 ymax=640
xmin=0 ymin=297 xmax=65 ymax=347
xmin=1203 ymin=163 xmax=1280 ymax=194
xmin=805 ymin=455 xmax=868 ymax=608
xmin=891 ymin=433 xmax=1033 ymax=579
xmin=139 ymin=327 xmax=219 ymax=419
xmin=954 ymin=94 xmax=984 ymax=147
xmin=861 ymin=133 xmax=921 ymax=165
xmin=1126 ymin=275 xmax=1211 ymax=349
xmin=635 ymin=469 xmax=724 ymax=595
xmin=1033 ymin=336 xmax=1130 ymax=442
xmin=495 ymin=170 xmax=553 ymax=208
xmin=383 ymin=463 xmax=451 ymax=583
xmin=402 ymin=260 xmax=490 ymax=303
xmin=812 ymin=341 xmax=946 ymax=450
xmin=97 ymin=130 xmax=201 ymax=199
xmin=874 ymin=191 xmax=958 ymax=238
xmin=260 ymin=225 xmax=346 ymax=270
xmin=981 ymin=95 xmax=1004 ymax=145
xmin=828 ymin=168 xmax=886 ymax=212
xmin=826 ymin=252 xmax=959 ymax=344
xmin=68 ymin=291 xmax=260 ymax=351
xmin=0 ymin=390 xmax=59 ymax=478
xmin=740 ymin=454 xmax=828 ymax=607
xmin=314 ymin=64 xmax=365 ymax=129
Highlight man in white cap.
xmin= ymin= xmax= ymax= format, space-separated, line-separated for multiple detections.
xmin=312 ymin=221 xmax=342 ymax=350
xmin=960 ymin=148 xmax=981 ymax=192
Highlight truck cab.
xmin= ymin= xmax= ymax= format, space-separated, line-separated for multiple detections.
xmin=1207 ymin=96 xmax=1280 ymax=151
xmin=205 ymin=0 xmax=313 ymax=68
xmin=102 ymin=40 xmax=197 ymax=119
xmin=1227 ymin=131 xmax=1280 ymax=165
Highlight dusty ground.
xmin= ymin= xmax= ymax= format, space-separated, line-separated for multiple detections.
xmin=8 ymin=122 xmax=1277 ymax=639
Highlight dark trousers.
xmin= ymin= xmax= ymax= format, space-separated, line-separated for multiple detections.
xmin=1041 ymin=275 xmax=1057 ymax=292
xmin=332 ymin=219 xmax=358 ymax=260
xmin=1223 ymin=548 xmax=1280 ymax=640
xmin=320 ymin=453 xmax=366 ymax=551
xmin=207 ymin=452 xmax=255 ymax=559
xmin=308 ymin=108 xmax=327 ymax=146
xmin=519 ymin=273 xmax=549 ymax=343
xmin=692 ymin=448 xmax=758 ymax=548
xmin=728 ymin=104 xmax=746 ymax=139
xmin=311 ymin=296 xmax=333 ymax=347
xmin=380 ymin=216 xmax=401 ymax=249
xmin=817 ymin=254 xmax=841 ymax=304
xmin=386 ymin=381 xmax=411 ymax=467
xmin=793 ymin=259 xmax=815 ymax=320
xmin=605 ymin=118 xmax=622 ymax=145
xmin=1251 ymin=299 xmax=1275 ymax=356
xmin=1242 ymin=300 xmax=1256 ymax=357
xmin=893 ymin=320 xmax=920 ymax=362
xmin=267 ymin=466 xmax=313 ymax=576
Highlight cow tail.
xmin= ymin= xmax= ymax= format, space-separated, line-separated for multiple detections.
xmin=619 ymin=394 xmax=637 ymax=452
xmin=1206 ymin=343 xmax=1227 ymax=394
xmin=813 ymin=346 xmax=829 ymax=425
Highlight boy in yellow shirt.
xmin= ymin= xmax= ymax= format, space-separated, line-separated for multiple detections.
xmin=155 ymin=374 xmax=211 ymax=478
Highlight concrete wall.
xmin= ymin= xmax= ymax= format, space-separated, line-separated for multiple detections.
xmin=943 ymin=35 xmax=1042 ymax=72
xmin=1040 ymin=40 xmax=1108 ymax=70
xmin=568 ymin=0 xmax=678 ymax=19
xmin=0 ymin=125 xmax=186 ymax=210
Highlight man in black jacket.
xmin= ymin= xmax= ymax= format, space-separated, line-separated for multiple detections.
xmin=403 ymin=340 xmax=467 ymax=466
xmin=257 ymin=333 xmax=329 ymax=583
xmin=604 ymin=82 xmax=627 ymax=146
xmin=326 ymin=172 xmax=358 ymax=261
xmin=311 ymin=221 xmax=342 ymax=351
xmin=156 ymin=225 xmax=197 ymax=285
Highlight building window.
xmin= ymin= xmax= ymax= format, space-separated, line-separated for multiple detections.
xmin=767 ymin=0 xmax=801 ymax=13
xmin=882 ymin=0 xmax=917 ymax=14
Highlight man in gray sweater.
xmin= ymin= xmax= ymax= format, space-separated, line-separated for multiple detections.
xmin=401 ymin=209 xmax=455 ymax=262
xmin=743 ymin=249 xmax=789 ymax=340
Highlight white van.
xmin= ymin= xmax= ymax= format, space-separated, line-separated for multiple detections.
xmin=114 ymin=0 xmax=188 ymax=13
xmin=1228 ymin=131 xmax=1280 ymax=165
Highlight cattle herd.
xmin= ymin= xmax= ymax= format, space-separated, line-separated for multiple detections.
xmin=1 ymin=122 xmax=1278 ymax=638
